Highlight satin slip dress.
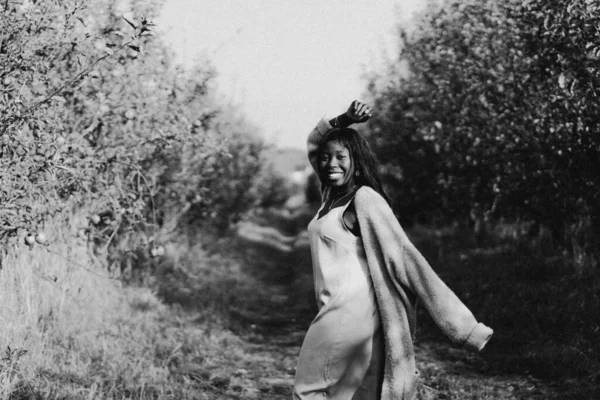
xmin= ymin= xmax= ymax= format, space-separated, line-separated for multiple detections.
xmin=293 ymin=198 xmax=383 ymax=400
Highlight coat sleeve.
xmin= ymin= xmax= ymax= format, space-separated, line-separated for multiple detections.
xmin=307 ymin=116 xmax=333 ymax=176
xmin=355 ymin=187 xmax=493 ymax=352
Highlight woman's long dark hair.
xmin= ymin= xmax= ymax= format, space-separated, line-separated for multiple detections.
xmin=318 ymin=127 xmax=390 ymax=204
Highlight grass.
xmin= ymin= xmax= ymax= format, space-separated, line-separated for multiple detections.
xmin=159 ymin=212 xmax=600 ymax=399
xmin=0 ymin=218 xmax=297 ymax=399
xmin=407 ymin=223 xmax=600 ymax=399
xmin=2 ymin=207 xmax=598 ymax=399
xmin=0 ymin=225 xmax=168 ymax=398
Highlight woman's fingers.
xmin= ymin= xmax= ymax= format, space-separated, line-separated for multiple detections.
xmin=356 ymin=101 xmax=366 ymax=114
xmin=357 ymin=102 xmax=369 ymax=116
xmin=362 ymin=105 xmax=372 ymax=117
xmin=348 ymin=100 xmax=373 ymax=122
xmin=355 ymin=102 xmax=372 ymax=120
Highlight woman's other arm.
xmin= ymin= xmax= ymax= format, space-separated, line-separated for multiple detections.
xmin=355 ymin=187 xmax=493 ymax=352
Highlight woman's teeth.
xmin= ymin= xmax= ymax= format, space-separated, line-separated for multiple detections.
xmin=328 ymin=172 xmax=342 ymax=179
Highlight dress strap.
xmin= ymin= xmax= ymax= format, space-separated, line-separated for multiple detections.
xmin=339 ymin=193 xmax=357 ymax=212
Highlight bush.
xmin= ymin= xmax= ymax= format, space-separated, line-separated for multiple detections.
xmin=365 ymin=0 xmax=600 ymax=266
xmin=1 ymin=1 xmax=271 ymax=267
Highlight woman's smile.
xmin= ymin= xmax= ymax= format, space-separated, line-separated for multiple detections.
xmin=319 ymin=141 xmax=354 ymax=187
xmin=326 ymin=171 xmax=343 ymax=181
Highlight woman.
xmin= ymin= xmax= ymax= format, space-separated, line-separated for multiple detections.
xmin=293 ymin=101 xmax=493 ymax=400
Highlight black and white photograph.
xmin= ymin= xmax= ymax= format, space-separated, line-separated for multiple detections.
xmin=1 ymin=0 xmax=599 ymax=399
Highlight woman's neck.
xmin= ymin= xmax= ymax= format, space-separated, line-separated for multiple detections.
xmin=329 ymin=181 xmax=358 ymax=199
xmin=318 ymin=182 xmax=359 ymax=218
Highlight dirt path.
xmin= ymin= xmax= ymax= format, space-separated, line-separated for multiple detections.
xmin=155 ymin=274 xmax=555 ymax=400
xmin=218 ymin=216 xmax=558 ymax=400
xmin=222 ymin=283 xmax=554 ymax=400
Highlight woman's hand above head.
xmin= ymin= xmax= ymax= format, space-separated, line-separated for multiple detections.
xmin=330 ymin=100 xmax=373 ymax=129
xmin=345 ymin=100 xmax=373 ymax=124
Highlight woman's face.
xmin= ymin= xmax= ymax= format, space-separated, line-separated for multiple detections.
xmin=318 ymin=140 xmax=355 ymax=187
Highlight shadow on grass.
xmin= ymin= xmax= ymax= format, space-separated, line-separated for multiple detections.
xmin=152 ymin=231 xmax=317 ymax=349
xmin=410 ymin=228 xmax=600 ymax=400
xmin=149 ymin=210 xmax=600 ymax=399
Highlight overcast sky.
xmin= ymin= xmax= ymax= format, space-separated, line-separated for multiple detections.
xmin=157 ymin=1 xmax=428 ymax=149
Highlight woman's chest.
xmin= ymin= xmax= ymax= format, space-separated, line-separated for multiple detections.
xmin=308 ymin=207 xmax=359 ymax=248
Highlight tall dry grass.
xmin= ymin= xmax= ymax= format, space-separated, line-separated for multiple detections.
xmin=0 ymin=211 xmax=298 ymax=399
xmin=0 ymin=216 xmax=174 ymax=398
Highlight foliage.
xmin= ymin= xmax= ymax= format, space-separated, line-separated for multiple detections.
xmin=1 ymin=0 xmax=149 ymax=239
xmin=411 ymin=224 xmax=600 ymax=398
xmin=153 ymin=112 xmax=266 ymax=235
xmin=0 ymin=0 xmax=267 ymax=252
xmin=0 ymin=222 xmax=294 ymax=399
xmin=365 ymin=0 xmax=600 ymax=264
